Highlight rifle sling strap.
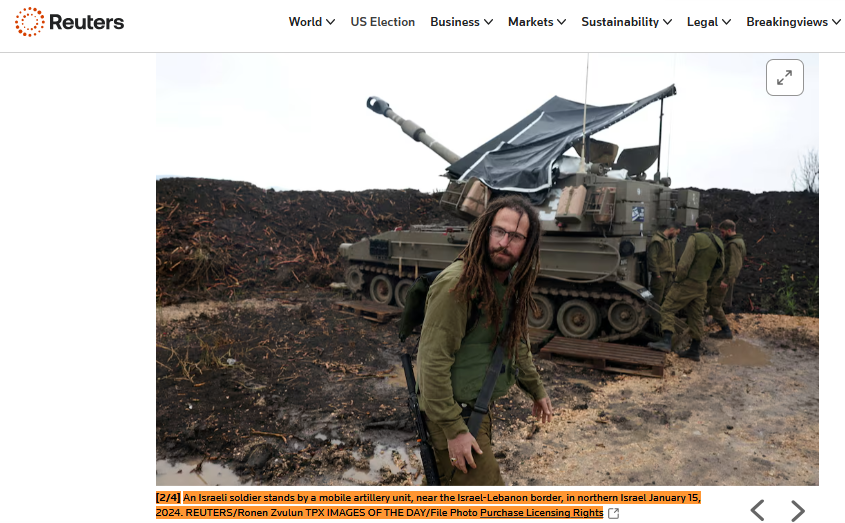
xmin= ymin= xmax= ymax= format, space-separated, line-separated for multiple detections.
xmin=466 ymin=342 xmax=505 ymax=439
xmin=703 ymin=231 xmax=724 ymax=254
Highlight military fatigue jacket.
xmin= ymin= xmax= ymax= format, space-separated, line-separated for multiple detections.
xmin=648 ymin=231 xmax=676 ymax=274
xmin=676 ymin=229 xmax=724 ymax=286
xmin=417 ymin=260 xmax=547 ymax=441
xmin=721 ymin=234 xmax=746 ymax=284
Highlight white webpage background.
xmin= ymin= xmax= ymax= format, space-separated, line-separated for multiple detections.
xmin=0 ymin=1 xmax=835 ymax=522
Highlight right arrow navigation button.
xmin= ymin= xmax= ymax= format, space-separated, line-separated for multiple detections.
xmin=791 ymin=500 xmax=805 ymax=522
xmin=751 ymin=500 xmax=764 ymax=521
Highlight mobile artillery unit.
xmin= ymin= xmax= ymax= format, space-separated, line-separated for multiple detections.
xmin=339 ymin=86 xmax=698 ymax=343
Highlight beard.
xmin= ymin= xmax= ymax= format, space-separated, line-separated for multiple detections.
xmin=487 ymin=246 xmax=516 ymax=271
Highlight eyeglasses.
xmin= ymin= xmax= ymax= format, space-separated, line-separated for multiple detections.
xmin=489 ymin=225 xmax=527 ymax=245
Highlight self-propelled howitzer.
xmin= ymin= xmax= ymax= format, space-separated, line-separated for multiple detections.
xmin=340 ymin=90 xmax=698 ymax=343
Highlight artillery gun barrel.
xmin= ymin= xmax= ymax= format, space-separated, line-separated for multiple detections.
xmin=367 ymin=96 xmax=462 ymax=165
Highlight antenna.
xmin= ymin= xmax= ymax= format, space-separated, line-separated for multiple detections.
xmin=655 ymin=97 xmax=664 ymax=183
xmin=666 ymin=53 xmax=677 ymax=178
xmin=577 ymin=54 xmax=590 ymax=174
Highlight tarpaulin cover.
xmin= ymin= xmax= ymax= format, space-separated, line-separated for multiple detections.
xmin=447 ymin=85 xmax=676 ymax=201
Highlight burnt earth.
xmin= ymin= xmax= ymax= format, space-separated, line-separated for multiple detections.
xmin=155 ymin=290 xmax=609 ymax=485
xmin=679 ymin=189 xmax=818 ymax=316
xmin=156 ymin=178 xmax=459 ymax=306
xmin=156 ymin=295 xmax=818 ymax=486
xmin=155 ymin=290 xmax=412 ymax=484
xmin=157 ymin=179 xmax=818 ymax=316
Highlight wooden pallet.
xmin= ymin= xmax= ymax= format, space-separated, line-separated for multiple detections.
xmin=531 ymin=329 xmax=666 ymax=378
xmin=332 ymin=300 xmax=403 ymax=324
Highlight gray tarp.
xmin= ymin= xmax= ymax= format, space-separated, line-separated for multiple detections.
xmin=448 ymin=85 xmax=676 ymax=201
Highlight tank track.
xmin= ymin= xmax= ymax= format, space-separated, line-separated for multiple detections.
xmin=352 ymin=263 xmax=650 ymax=344
xmin=532 ymin=284 xmax=649 ymax=344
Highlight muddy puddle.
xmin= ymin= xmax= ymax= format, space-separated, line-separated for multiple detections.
xmin=718 ymin=339 xmax=771 ymax=366
xmin=158 ymin=436 xmax=423 ymax=487
xmin=156 ymin=459 xmax=252 ymax=487
xmin=156 ymin=298 xmax=301 ymax=324
xmin=567 ymin=377 xmax=597 ymax=388
xmin=342 ymin=444 xmax=423 ymax=486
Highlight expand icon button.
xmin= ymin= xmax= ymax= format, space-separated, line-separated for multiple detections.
xmin=766 ymin=59 xmax=804 ymax=96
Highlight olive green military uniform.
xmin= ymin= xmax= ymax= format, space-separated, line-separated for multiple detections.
xmin=659 ymin=230 xmax=724 ymax=340
xmin=417 ymin=260 xmax=547 ymax=486
xmin=647 ymin=231 xmax=676 ymax=305
xmin=708 ymin=234 xmax=746 ymax=328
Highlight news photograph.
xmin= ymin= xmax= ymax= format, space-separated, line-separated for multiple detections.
xmin=155 ymin=53 xmax=818 ymax=488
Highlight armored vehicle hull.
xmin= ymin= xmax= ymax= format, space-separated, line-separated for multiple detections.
xmin=341 ymin=91 xmax=698 ymax=343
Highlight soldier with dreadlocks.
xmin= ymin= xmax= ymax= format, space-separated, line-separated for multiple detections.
xmin=416 ymin=194 xmax=552 ymax=486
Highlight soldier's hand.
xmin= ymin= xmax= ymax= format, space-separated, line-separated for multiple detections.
xmin=720 ymin=282 xmax=728 ymax=290
xmin=532 ymin=397 xmax=553 ymax=423
xmin=447 ymin=432 xmax=481 ymax=474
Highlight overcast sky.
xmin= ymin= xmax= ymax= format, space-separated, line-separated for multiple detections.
xmin=157 ymin=53 xmax=818 ymax=194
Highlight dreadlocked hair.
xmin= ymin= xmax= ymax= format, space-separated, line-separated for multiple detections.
xmin=451 ymin=194 xmax=542 ymax=356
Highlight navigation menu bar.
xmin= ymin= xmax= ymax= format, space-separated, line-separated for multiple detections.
xmin=4 ymin=1 xmax=841 ymax=52
xmin=278 ymin=14 xmax=842 ymax=31
xmin=276 ymin=9 xmax=845 ymax=34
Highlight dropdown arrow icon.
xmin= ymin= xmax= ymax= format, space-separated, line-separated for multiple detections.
xmin=834 ymin=19 xmax=842 ymax=25
xmin=557 ymin=19 xmax=566 ymax=25
xmin=484 ymin=18 xmax=493 ymax=25
xmin=722 ymin=18 xmax=731 ymax=25
xmin=326 ymin=18 xmax=335 ymax=25
xmin=777 ymin=78 xmax=784 ymax=85
xmin=663 ymin=19 xmax=672 ymax=25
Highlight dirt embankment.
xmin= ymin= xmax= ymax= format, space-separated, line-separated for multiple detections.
xmin=156 ymin=178 xmax=818 ymax=316
xmin=156 ymin=178 xmax=457 ymax=306
xmin=678 ymin=189 xmax=818 ymax=316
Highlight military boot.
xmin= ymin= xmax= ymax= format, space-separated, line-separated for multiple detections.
xmin=648 ymin=331 xmax=673 ymax=353
xmin=678 ymin=339 xmax=702 ymax=362
xmin=709 ymin=325 xmax=733 ymax=339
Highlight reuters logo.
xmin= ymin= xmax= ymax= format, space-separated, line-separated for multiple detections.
xmin=15 ymin=6 xmax=44 ymax=37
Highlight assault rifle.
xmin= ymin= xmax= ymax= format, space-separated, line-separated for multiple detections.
xmin=400 ymin=353 xmax=440 ymax=486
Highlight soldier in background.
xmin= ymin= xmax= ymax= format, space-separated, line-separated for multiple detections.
xmin=648 ymin=214 xmax=724 ymax=361
xmin=648 ymin=222 xmax=683 ymax=305
xmin=708 ymin=220 xmax=747 ymax=339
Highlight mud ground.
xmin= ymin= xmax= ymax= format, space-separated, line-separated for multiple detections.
xmin=156 ymin=289 xmax=818 ymax=486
